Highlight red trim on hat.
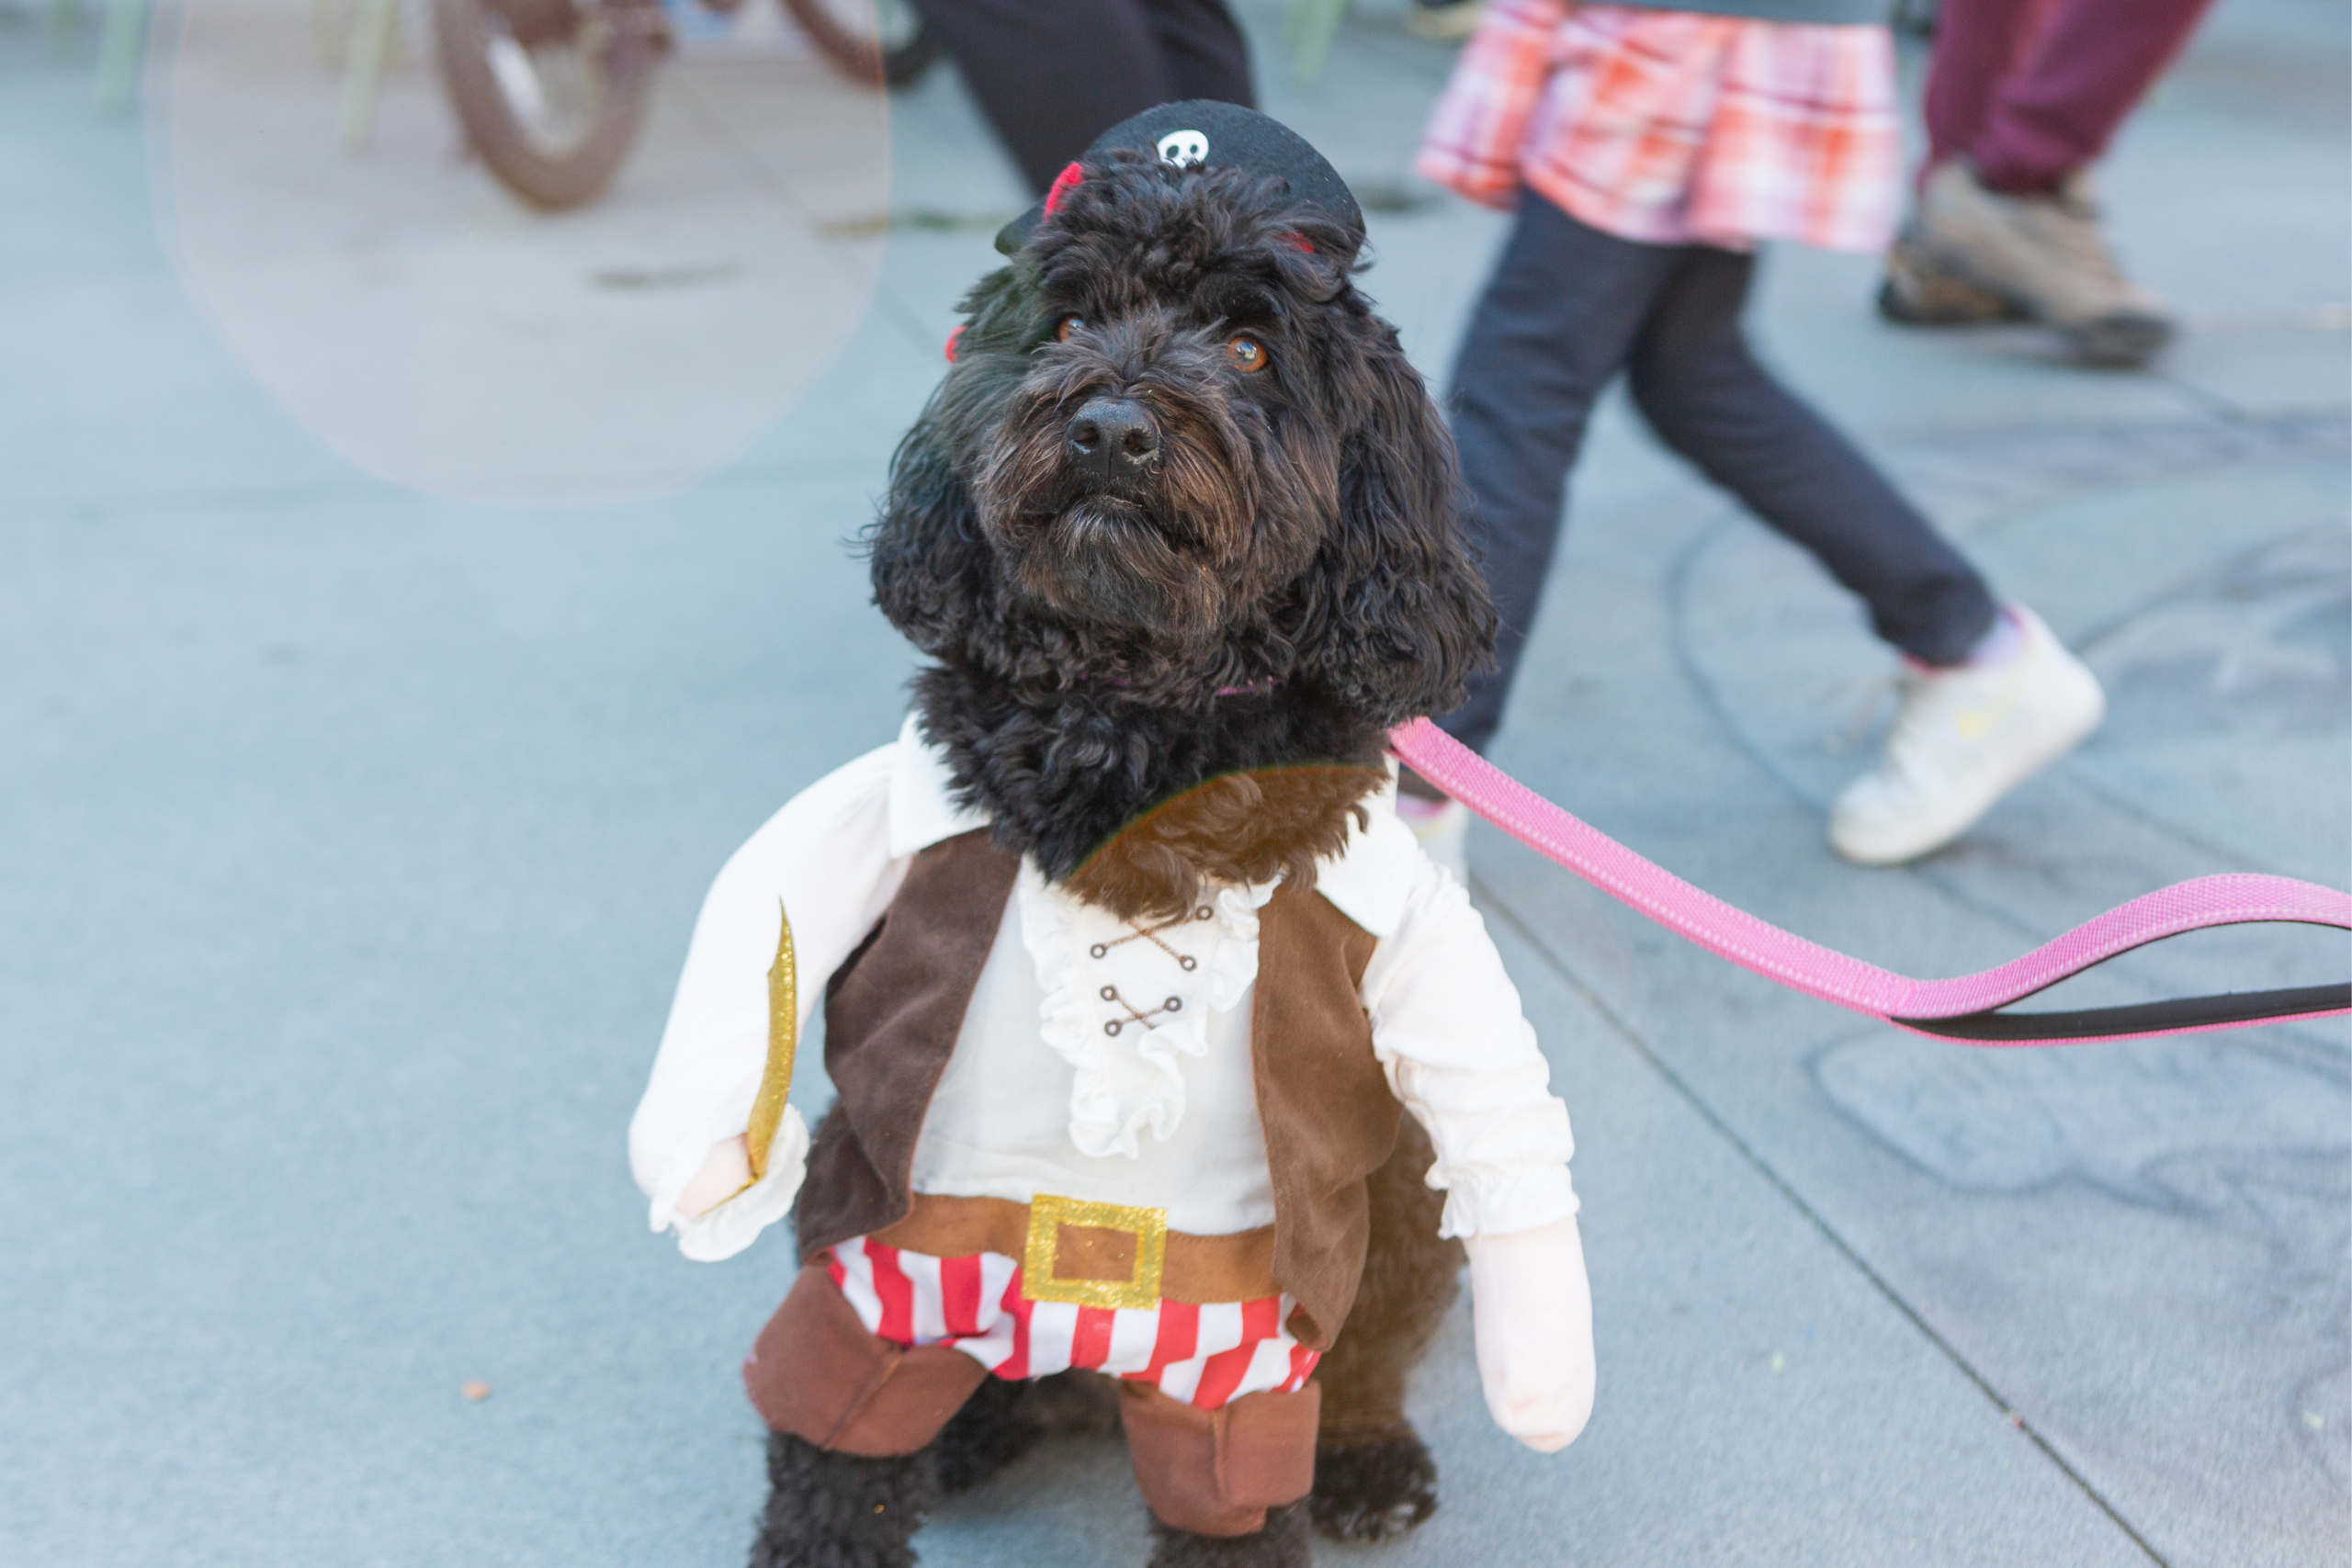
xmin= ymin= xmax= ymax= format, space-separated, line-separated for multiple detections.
xmin=1042 ymin=162 xmax=1085 ymax=218
xmin=944 ymin=323 xmax=965 ymax=363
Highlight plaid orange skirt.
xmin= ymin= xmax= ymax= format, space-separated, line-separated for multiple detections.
xmin=1416 ymin=0 xmax=1901 ymax=253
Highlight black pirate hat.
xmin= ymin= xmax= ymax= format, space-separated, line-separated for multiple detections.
xmin=994 ymin=101 xmax=1365 ymax=258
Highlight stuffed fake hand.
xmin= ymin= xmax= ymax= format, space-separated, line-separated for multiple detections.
xmin=659 ymin=1107 xmax=809 ymax=1262
xmin=1464 ymin=1215 xmax=1595 ymax=1452
xmin=676 ymin=1134 xmax=754 ymax=1218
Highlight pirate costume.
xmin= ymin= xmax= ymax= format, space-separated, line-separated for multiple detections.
xmin=631 ymin=719 xmax=1577 ymax=1532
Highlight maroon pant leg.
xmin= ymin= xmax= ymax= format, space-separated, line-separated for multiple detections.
xmin=1924 ymin=0 xmax=2217 ymax=192
xmin=1921 ymin=0 xmax=2049 ymax=176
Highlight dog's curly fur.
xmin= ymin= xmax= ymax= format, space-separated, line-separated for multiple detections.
xmin=1149 ymin=1502 xmax=1313 ymax=1568
xmin=754 ymin=148 xmax=1493 ymax=1568
xmin=1307 ymin=1120 xmax=1463 ymax=1541
xmin=753 ymin=1431 xmax=936 ymax=1568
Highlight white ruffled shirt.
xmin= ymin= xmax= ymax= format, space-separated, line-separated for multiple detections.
xmin=629 ymin=716 xmax=1578 ymax=1262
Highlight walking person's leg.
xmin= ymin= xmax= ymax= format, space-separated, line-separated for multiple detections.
xmin=1918 ymin=0 xmax=2047 ymax=177
xmin=908 ymin=0 xmax=1250 ymax=194
xmin=1893 ymin=0 xmax=2217 ymax=363
xmin=1136 ymin=0 xmax=1255 ymax=107
xmin=1965 ymin=0 xmax=2218 ymax=195
xmin=1405 ymin=196 xmax=1681 ymax=874
xmin=1437 ymin=197 xmax=1682 ymax=759
xmin=1880 ymin=0 xmax=2045 ymax=326
xmin=1624 ymin=245 xmax=2104 ymax=864
xmin=1628 ymin=247 xmax=1996 ymax=663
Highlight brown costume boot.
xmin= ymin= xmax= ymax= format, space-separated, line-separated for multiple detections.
xmin=742 ymin=1263 xmax=990 ymax=1567
xmin=1122 ymin=1382 xmax=1319 ymax=1566
xmin=1876 ymin=228 xmax=2025 ymax=327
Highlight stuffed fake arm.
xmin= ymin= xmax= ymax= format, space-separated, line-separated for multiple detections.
xmin=1359 ymin=853 xmax=1579 ymax=1238
xmin=653 ymin=905 xmax=813 ymax=1264
xmin=1360 ymin=849 xmax=1590 ymax=1450
xmin=628 ymin=743 xmax=913 ymax=1261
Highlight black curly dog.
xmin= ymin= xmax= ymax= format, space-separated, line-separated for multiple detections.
xmin=752 ymin=142 xmax=1495 ymax=1568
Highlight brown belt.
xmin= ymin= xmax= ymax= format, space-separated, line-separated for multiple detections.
xmin=866 ymin=1192 xmax=1278 ymax=1311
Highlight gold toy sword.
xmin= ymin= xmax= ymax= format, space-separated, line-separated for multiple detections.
xmin=743 ymin=902 xmax=797 ymax=1184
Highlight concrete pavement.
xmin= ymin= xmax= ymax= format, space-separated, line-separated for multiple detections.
xmin=1 ymin=1 xmax=2344 ymax=1563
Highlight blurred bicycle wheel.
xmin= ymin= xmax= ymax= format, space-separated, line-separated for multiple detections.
xmin=430 ymin=0 xmax=667 ymax=211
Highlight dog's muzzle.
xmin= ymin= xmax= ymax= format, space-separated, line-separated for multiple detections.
xmin=1066 ymin=398 xmax=1160 ymax=484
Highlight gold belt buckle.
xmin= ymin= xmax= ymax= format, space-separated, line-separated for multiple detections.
xmin=1023 ymin=1193 xmax=1168 ymax=1311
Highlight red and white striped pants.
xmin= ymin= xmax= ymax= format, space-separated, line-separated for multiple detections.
xmin=828 ymin=1235 xmax=1319 ymax=1410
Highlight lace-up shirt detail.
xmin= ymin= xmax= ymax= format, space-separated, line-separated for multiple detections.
xmin=899 ymin=865 xmax=1281 ymax=1235
xmin=1092 ymin=905 xmax=1211 ymax=1034
xmin=1020 ymin=868 xmax=1272 ymax=1162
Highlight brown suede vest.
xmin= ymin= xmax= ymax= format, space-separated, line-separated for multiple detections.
xmin=791 ymin=829 xmax=1400 ymax=1349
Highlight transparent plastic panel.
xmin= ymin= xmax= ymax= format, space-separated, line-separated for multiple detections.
xmin=153 ymin=0 xmax=892 ymax=503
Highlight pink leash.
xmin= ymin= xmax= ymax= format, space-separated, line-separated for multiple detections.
xmin=1387 ymin=717 xmax=2352 ymax=1045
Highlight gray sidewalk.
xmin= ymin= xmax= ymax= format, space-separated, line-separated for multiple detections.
xmin=1 ymin=2 xmax=2345 ymax=1565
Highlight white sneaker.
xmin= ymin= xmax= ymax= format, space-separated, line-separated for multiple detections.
xmin=1398 ymin=794 xmax=1471 ymax=882
xmin=1828 ymin=606 xmax=2105 ymax=866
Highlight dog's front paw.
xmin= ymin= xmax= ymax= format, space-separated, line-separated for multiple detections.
xmin=751 ymin=1431 xmax=935 ymax=1568
xmin=1308 ymin=1432 xmax=1438 ymax=1542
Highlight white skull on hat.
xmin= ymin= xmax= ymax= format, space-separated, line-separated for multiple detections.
xmin=1156 ymin=130 xmax=1209 ymax=169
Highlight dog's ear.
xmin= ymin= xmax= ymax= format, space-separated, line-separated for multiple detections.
xmin=1292 ymin=321 xmax=1496 ymax=726
xmin=867 ymin=404 xmax=986 ymax=658
xmin=865 ymin=265 xmax=1043 ymax=656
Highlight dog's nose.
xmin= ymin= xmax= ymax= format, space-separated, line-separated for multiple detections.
xmin=1066 ymin=399 xmax=1159 ymax=481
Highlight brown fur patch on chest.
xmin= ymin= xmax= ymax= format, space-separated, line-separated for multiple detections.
xmin=1061 ymin=763 xmax=1389 ymax=922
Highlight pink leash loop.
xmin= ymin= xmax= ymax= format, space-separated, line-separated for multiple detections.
xmin=1387 ymin=717 xmax=2352 ymax=1046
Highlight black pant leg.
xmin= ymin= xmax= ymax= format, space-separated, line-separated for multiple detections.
xmin=1438 ymin=196 xmax=1682 ymax=754
xmin=1623 ymin=247 xmax=1998 ymax=664
xmin=908 ymin=0 xmax=1170 ymax=193
xmin=1138 ymin=0 xmax=1255 ymax=107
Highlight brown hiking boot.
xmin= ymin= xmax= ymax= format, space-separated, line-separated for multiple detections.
xmin=1877 ymin=228 xmax=2027 ymax=327
xmin=1406 ymin=0 xmax=1484 ymax=39
xmin=1913 ymin=162 xmax=2174 ymax=367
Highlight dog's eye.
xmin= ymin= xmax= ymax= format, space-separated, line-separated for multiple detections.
xmin=1225 ymin=335 xmax=1270 ymax=374
xmin=1054 ymin=315 xmax=1084 ymax=343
